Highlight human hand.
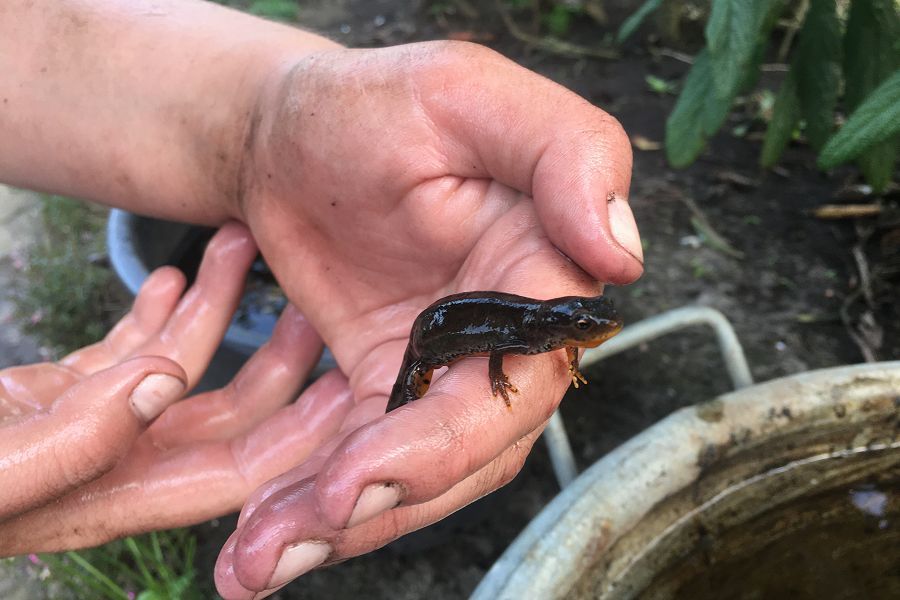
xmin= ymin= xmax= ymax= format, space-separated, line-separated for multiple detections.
xmin=0 ymin=223 xmax=352 ymax=554
xmin=217 ymin=41 xmax=642 ymax=597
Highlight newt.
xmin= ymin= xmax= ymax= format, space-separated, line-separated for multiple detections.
xmin=385 ymin=292 xmax=623 ymax=413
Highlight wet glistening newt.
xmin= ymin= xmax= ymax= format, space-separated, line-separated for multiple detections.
xmin=386 ymin=292 xmax=623 ymax=412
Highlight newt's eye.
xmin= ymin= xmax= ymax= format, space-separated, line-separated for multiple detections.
xmin=575 ymin=317 xmax=591 ymax=330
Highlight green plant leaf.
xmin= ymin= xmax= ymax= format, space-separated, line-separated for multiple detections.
xmin=617 ymin=0 xmax=662 ymax=43
xmin=843 ymin=0 xmax=900 ymax=111
xmin=544 ymin=4 xmax=575 ymax=38
xmin=39 ymin=553 xmax=129 ymax=599
xmin=247 ymin=0 xmax=297 ymax=22
xmin=842 ymin=0 xmax=900 ymax=192
xmin=645 ymin=74 xmax=676 ymax=94
xmin=661 ymin=0 xmax=783 ymax=166
xmin=665 ymin=49 xmax=734 ymax=167
xmin=761 ymin=71 xmax=801 ymax=167
xmin=792 ymin=0 xmax=842 ymax=151
xmin=818 ymin=68 xmax=900 ymax=169
xmin=738 ymin=1 xmax=786 ymax=95
xmin=705 ymin=0 xmax=781 ymax=99
xmin=854 ymin=137 xmax=899 ymax=193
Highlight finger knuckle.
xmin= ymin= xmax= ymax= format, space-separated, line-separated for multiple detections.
xmin=431 ymin=414 xmax=472 ymax=477
xmin=474 ymin=449 xmax=528 ymax=499
xmin=51 ymin=441 xmax=115 ymax=491
xmin=417 ymin=39 xmax=503 ymax=65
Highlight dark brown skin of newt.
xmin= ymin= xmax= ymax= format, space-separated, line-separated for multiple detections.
xmin=385 ymin=292 xmax=623 ymax=413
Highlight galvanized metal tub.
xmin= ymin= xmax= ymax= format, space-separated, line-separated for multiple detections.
xmin=473 ymin=361 xmax=900 ymax=599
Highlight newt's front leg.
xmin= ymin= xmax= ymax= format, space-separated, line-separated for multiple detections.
xmin=488 ymin=352 xmax=518 ymax=407
xmin=566 ymin=346 xmax=588 ymax=388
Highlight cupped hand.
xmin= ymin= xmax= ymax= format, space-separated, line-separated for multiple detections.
xmin=0 ymin=223 xmax=352 ymax=555
xmin=218 ymin=41 xmax=642 ymax=597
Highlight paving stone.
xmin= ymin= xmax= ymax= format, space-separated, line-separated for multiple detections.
xmin=0 ymin=558 xmax=55 ymax=600
xmin=0 ymin=187 xmax=51 ymax=596
xmin=0 ymin=186 xmax=41 ymax=259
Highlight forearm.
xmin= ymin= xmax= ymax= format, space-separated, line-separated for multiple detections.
xmin=0 ymin=0 xmax=339 ymax=223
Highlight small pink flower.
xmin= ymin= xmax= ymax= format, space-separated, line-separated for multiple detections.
xmin=11 ymin=251 xmax=25 ymax=271
xmin=29 ymin=310 xmax=43 ymax=325
xmin=28 ymin=554 xmax=42 ymax=566
xmin=127 ymin=592 xmax=136 ymax=600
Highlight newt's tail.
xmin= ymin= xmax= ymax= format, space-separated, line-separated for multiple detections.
xmin=385 ymin=346 xmax=422 ymax=413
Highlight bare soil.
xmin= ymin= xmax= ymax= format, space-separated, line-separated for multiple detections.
xmin=205 ymin=2 xmax=900 ymax=599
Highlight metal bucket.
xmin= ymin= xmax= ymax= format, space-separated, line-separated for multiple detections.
xmin=473 ymin=361 xmax=900 ymax=599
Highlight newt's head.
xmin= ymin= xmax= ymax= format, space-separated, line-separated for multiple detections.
xmin=538 ymin=295 xmax=623 ymax=348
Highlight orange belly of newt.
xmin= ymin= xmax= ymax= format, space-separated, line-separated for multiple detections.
xmin=563 ymin=322 xmax=624 ymax=348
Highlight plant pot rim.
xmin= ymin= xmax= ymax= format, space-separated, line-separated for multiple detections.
xmin=107 ymin=209 xmax=293 ymax=353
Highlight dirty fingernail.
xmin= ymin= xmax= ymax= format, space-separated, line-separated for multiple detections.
xmin=268 ymin=541 xmax=331 ymax=588
xmin=608 ymin=194 xmax=643 ymax=264
xmin=129 ymin=373 xmax=185 ymax=422
xmin=347 ymin=483 xmax=402 ymax=528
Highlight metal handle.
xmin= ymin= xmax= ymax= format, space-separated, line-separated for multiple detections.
xmin=543 ymin=306 xmax=753 ymax=488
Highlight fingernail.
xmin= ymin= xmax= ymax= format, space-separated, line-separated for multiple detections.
xmin=347 ymin=483 xmax=402 ymax=528
xmin=268 ymin=541 xmax=331 ymax=588
xmin=129 ymin=373 xmax=185 ymax=422
xmin=608 ymin=194 xmax=643 ymax=264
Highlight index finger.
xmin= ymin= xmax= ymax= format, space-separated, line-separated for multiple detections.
xmin=313 ymin=350 xmax=570 ymax=530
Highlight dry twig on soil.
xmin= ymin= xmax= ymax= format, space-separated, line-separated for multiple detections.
xmin=494 ymin=0 xmax=619 ymax=59
xmin=813 ymin=204 xmax=882 ymax=219
xmin=680 ymin=197 xmax=745 ymax=259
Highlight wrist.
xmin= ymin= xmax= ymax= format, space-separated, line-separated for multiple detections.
xmin=232 ymin=44 xmax=347 ymax=225
xmin=211 ymin=30 xmax=343 ymax=224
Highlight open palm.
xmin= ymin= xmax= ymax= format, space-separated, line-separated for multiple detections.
xmin=219 ymin=42 xmax=643 ymax=597
xmin=0 ymin=225 xmax=351 ymax=555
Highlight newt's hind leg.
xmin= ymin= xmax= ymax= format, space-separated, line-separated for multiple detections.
xmin=488 ymin=352 xmax=518 ymax=407
xmin=386 ymin=359 xmax=435 ymax=413
xmin=566 ymin=346 xmax=588 ymax=388
xmin=413 ymin=367 xmax=435 ymax=399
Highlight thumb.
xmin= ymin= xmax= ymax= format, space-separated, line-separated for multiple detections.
xmin=423 ymin=42 xmax=642 ymax=283
xmin=0 ymin=356 xmax=186 ymax=520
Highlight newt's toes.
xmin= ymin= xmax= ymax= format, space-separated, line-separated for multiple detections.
xmin=491 ymin=377 xmax=517 ymax=407
xmin=569 ymin=367 xmax=588 ymax=388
